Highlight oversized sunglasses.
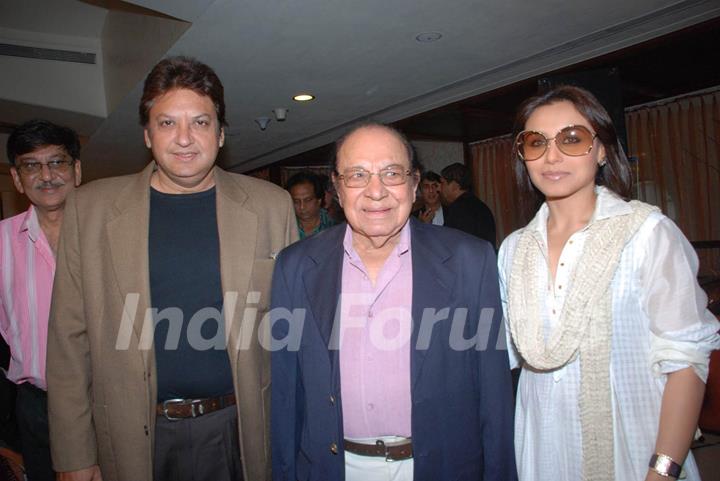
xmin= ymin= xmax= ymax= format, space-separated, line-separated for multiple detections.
xmin=515 ymin=125 xmax=597 ymax=161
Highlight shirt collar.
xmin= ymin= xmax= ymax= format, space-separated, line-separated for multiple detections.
xmin=18 ymin=205 xmax=42 ymax=243
xmin=526 ymin=186 xmax=633 ymax=236
xmin=590 ymin=185 xmax=633 ymax=222
xmin=343 ymin=219 xmax=412 ymax=261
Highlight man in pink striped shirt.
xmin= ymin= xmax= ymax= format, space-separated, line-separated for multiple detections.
xmin=1 ymin=120 xmax=82 ymax=481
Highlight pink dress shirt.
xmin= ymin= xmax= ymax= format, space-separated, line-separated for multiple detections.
xmin=0 ymin=206 xmax=55 ymax=390
xmin=339 ymin=222 xmax=413 ymax=439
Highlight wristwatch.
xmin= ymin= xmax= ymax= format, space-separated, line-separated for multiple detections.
xmin=649 ymin=453 xmax=682 ymax=478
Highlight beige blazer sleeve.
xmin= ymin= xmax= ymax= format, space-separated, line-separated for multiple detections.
xmin=46 ymin=188 xmax=98 ymax=472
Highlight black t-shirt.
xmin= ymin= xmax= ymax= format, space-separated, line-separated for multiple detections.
xmin=149 ymin=187 xmax=234 ymax=402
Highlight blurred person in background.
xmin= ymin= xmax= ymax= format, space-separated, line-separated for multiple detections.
xmin=414 ymin=171 xmax=443 ymax=225
xmin=440 ymin=162 xmax=496 ymax=248
xmin=287 ymin=172 xmax=335 ymax=239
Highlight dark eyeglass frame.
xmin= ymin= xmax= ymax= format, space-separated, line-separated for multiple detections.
xmin=16 ymin=159 xmax=75 ymax=176
xmin=515 ymin=124 xmax=597 ymax=161
xmin=336 ymin=168 xmax=414 ymax=188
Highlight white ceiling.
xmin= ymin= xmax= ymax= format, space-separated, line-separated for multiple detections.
xmin=0 ymin=0 xmax=107 ymax=38
xmin=1 ymin=0 xmax=719 ymax=179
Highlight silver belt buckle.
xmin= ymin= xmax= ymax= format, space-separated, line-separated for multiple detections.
xmin=162 ymin=398 xmax=204 ymax=421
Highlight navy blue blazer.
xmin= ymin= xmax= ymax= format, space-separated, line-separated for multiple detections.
xmin=271 ymin=218 xmax=516 ymax=481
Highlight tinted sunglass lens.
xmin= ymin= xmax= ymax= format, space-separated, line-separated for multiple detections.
xmin=557 ymin=126 xmax=593 ymax=156
xmin=520 ymin=132 xmax=547 ymax=161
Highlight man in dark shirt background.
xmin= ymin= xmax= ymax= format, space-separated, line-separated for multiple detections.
xmin=440 ymin=162 xmax=497 ymax=248
xmin=286 ymin=172 xmax=335 ymax=239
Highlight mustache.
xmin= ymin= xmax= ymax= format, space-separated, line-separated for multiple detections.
xmin=35 ymin=180 xmax=66 ymax=190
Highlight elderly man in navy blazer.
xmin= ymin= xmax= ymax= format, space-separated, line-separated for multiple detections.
xmin=271 ymin=123 xmax=516 ymax=481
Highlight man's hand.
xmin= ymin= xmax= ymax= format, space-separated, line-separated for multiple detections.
xmin=57 ymin=465 xmax=103 ymax=481
xmin=418 ymin=207 xmax=436 ymax=224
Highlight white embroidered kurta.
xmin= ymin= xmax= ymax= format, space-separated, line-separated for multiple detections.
xmin=498 ymin=187 xmax=720 ymax=481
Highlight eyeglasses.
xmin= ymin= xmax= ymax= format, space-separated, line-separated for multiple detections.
xmin=16 ymin=159 xmax=75 ymax=176
xmin=515 ymin=125 xmax=597 ymax=161
xmin=337 ymin=167 xmax=413 ymax=188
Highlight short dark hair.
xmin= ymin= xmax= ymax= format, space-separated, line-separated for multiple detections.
xmin=421 ymin=171 xmax=441 ymax=183
xmin=6 ymin=119 xmax=80 ymax=166
xmin=317 ymin=173 xmax=333 ymax=195
xmin=139 ymin=56 xmax=227 ymax=127
xmin=511 ymin=85 xmax=632 ymax=209
xmin=286 ymin=172 xmax=323 ymax=199
xmin=440 ymin=163 xmax=472 ymax=191
xmin=333 ymin=123 xmax=419 ymax=173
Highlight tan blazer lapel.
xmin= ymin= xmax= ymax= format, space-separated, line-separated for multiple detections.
xmin=105 ymin=163 xmax=154 ymax=376
xmin=214 ymin=167 xmax=257 ymax=368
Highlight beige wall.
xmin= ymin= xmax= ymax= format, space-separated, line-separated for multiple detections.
xmin=101 ymin=10 xmax=189 ymax=113
xmin=411 ymin=140 xmax=464 ymax=174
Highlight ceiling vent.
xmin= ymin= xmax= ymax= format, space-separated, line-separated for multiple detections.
xmin=0 ymin=43 xmax=96 ymax=64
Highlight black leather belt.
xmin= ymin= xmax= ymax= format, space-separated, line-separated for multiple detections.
xmin=156 ymin=394 xmax=236 ymax=420
xmin=344 ymin=438 xmax=413 ymax=461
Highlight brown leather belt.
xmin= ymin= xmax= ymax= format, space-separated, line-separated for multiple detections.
xmin=344 ymin=438 xmax=413 ymax=461
xmin=156 ymin=394 xmax=236 ymax=420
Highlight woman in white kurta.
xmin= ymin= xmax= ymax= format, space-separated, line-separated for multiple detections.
xmin=498 ymin=85 xmax=719 ymax=481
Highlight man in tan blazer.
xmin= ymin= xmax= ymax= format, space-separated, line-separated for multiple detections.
xmin=46 ymin=56 xmax=297 ymax=481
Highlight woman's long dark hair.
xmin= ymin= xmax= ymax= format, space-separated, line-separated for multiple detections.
xmin=511 ymin=85 xmax=632 ymax=216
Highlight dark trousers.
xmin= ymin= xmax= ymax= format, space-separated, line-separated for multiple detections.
xmin=0 ymin=373 xmax=20 ymax=452
xmin=15 ymin=383 xmax=54 ymax=481
xmin=154 ymin=405 xmax=243 ymax=481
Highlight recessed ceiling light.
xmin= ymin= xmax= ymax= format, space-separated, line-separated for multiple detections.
xmin=293 ymin=93 xmax=315 ymax=102
xmin=415 ymin=32 xmax=442 ymax=43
